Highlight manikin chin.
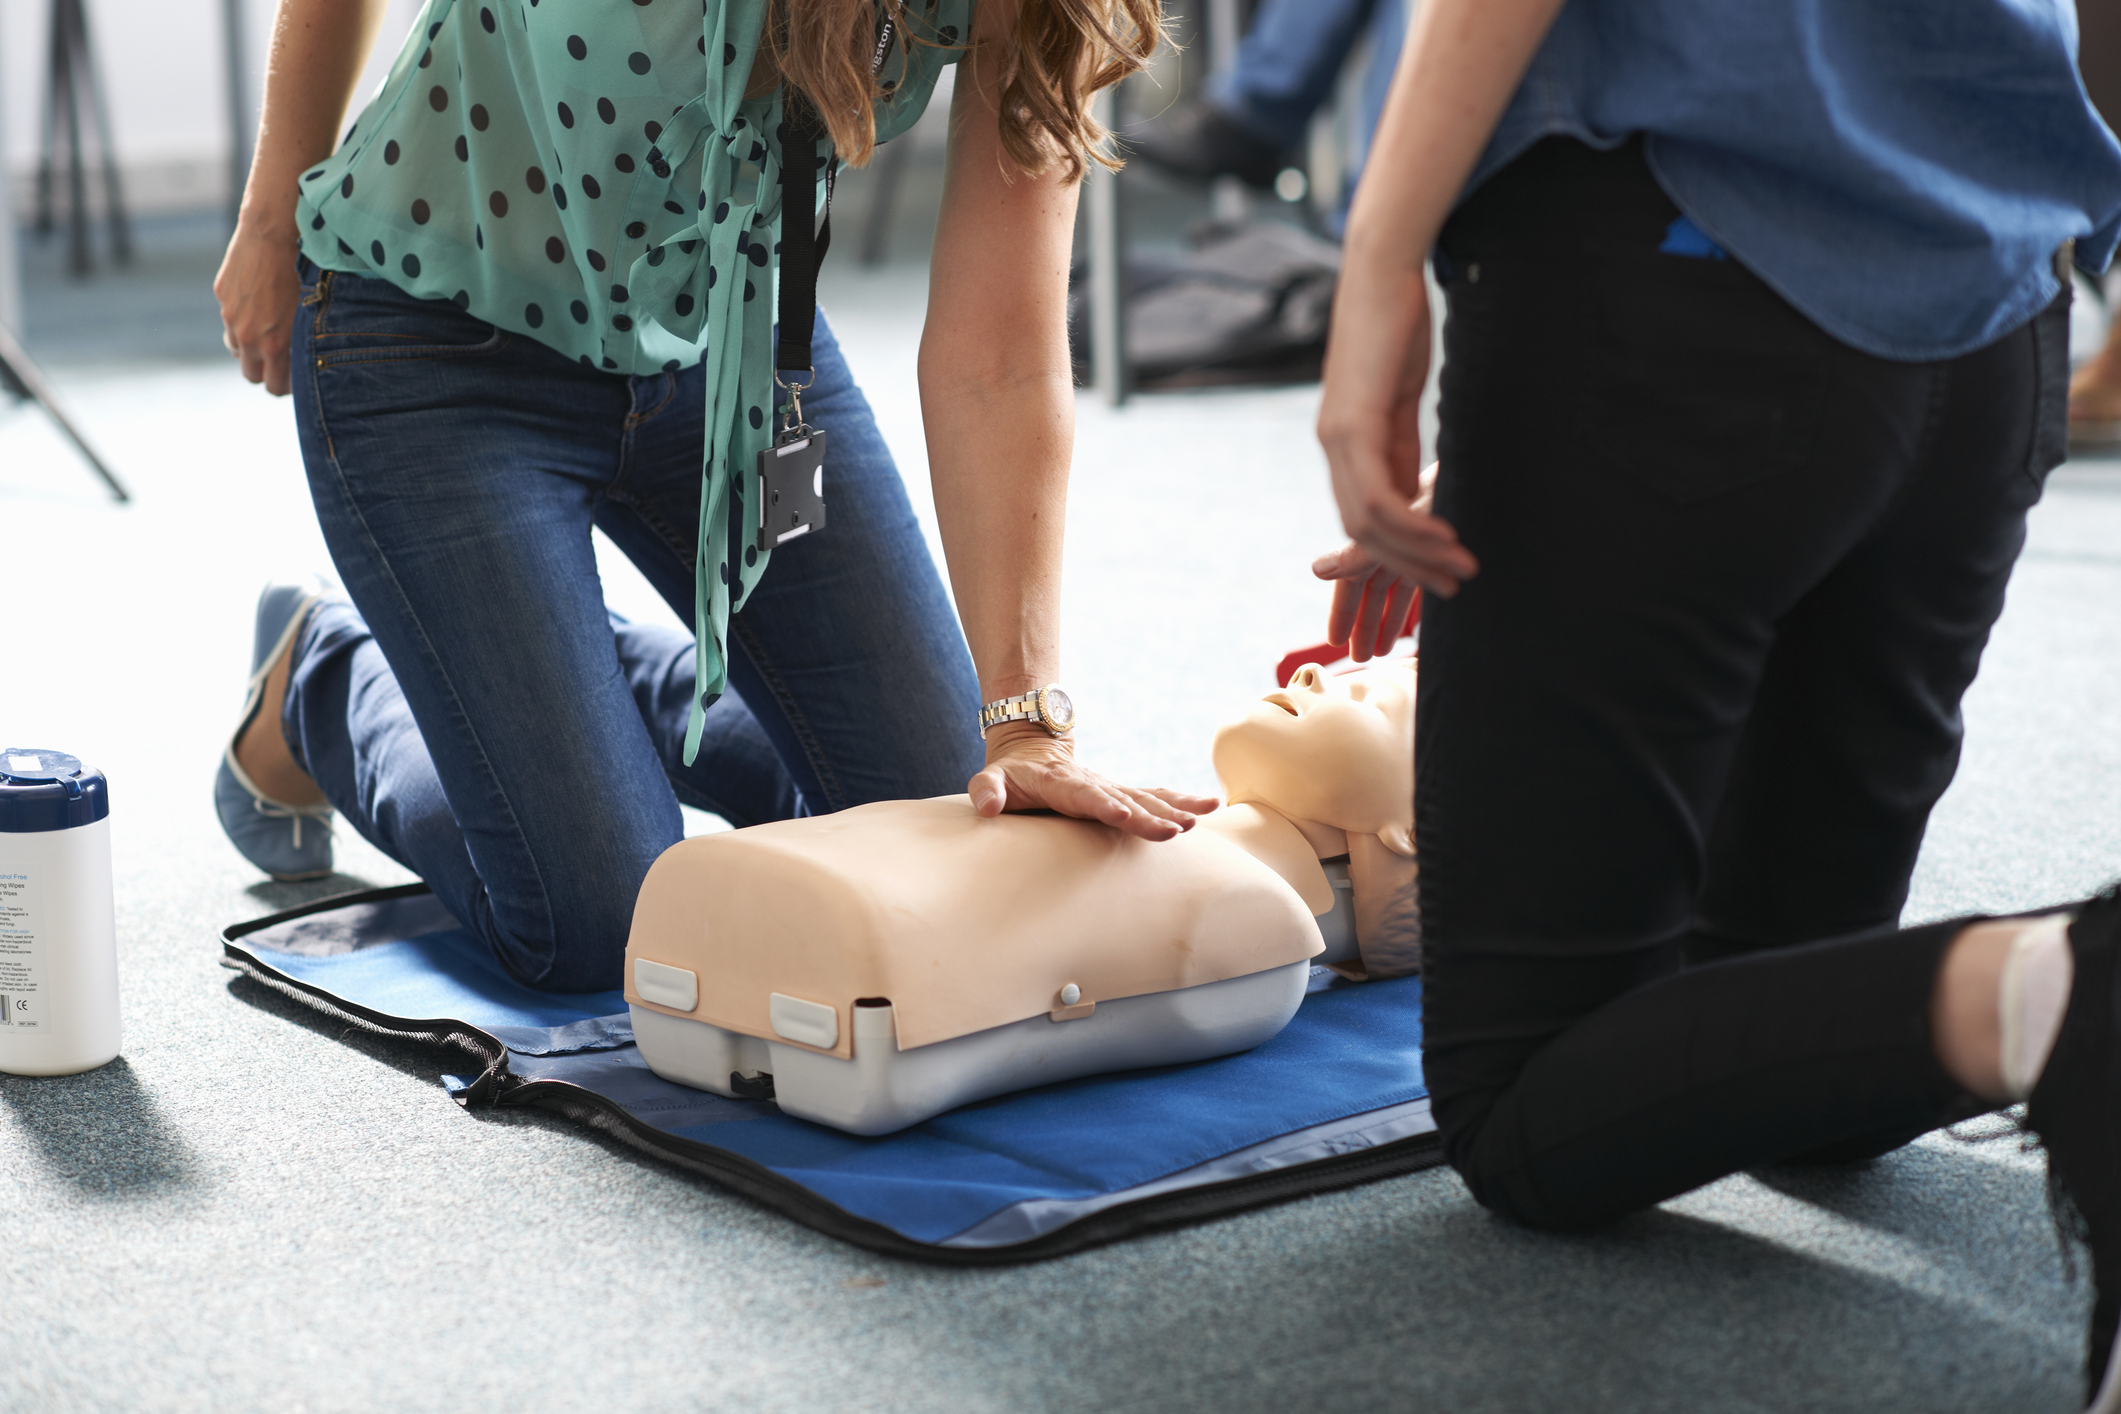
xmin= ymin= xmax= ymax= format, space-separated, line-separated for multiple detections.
xmin=623 ymin=658 xmax=1419 ymax=1134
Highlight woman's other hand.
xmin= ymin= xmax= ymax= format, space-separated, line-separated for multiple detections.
xmin=215 ymin=218 xmax=302 ymax=396
xmin=211 ymin=0 xmax=392 ymax=396
xmin=1313 ymin=462 xmax=1443 ymax=660
xmin=970 ymin=727 xmax=1219 ymax=842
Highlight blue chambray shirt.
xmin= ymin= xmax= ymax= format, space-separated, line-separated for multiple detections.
xmin=1469 ymin=0 xmax=2121 ymax=361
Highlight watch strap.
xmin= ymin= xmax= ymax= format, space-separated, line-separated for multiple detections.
xmin=979 ymin=690 xmax=1042 ymax=735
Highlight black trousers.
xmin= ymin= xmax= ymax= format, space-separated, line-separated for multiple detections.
xmin=1419 ymin=139 xmax=2071 ymax=1229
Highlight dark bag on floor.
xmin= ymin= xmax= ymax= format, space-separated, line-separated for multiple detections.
xmin=1069 ymin=220 xmax=1341 ymax=390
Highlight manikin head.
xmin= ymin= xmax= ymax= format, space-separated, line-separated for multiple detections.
xmin=1211 ymin=658 xmax=1415 ymax=857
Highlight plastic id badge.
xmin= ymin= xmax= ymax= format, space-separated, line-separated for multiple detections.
xmin=756 ymin=430 xmax=828 ymax=552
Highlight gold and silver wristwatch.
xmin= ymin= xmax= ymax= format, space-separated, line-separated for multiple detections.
xmin=979 ymin=685 xmax=1077 ymax=738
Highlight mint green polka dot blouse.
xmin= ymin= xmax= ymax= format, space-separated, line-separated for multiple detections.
xmin=297 ymin=0 xmax=972 ymax=759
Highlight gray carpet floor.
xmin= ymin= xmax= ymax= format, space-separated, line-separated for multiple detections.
xmin=2 ymin=211 xmax=2118 ymax=1411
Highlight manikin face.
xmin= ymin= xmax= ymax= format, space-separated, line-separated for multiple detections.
xmin=1211 ymin=657 xmax=1415 ymax=851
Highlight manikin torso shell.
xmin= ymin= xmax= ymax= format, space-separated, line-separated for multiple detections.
xmin=623 ymin=798 xmax=1326 ymax=1058
xmin=623 ymin=657 xmax=1418 ymax=1056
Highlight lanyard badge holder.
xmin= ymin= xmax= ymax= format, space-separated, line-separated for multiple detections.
xmin=758 ymin=93 xmax=836 ymax=552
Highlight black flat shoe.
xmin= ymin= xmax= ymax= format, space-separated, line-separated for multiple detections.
xmin=2027 ymin=883 xmax=2121 ymax=1410
xmin=1125 ymin=101 xmax=1290 ymax=190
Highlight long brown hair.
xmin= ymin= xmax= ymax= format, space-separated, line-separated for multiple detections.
xmin=767 ymin=0 xmax=1163 ymax=180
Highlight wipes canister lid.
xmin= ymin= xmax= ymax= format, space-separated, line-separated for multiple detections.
xmin=0 ymin=748 xmax=110 ymax=833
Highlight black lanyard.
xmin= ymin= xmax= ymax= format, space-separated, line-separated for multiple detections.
xmin=775 ymin=8 xmax=896 ymax=413
xmin=774 ymin=90 xmax=833 ymax=403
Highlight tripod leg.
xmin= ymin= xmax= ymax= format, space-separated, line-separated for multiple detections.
xmin=35 ymin=0 xmax=62 ymax=237
xmin=0 ymin=321 xmax=131 ymax=503
xmin=75 ymin=0 xmax=133 ymax=264
xmin=60 ymin=1 xmax=92 ymax=276
xmin=224 ymin=0 xmax=252 ymax=231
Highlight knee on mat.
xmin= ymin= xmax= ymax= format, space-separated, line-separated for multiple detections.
xmin=482 ymin=904 xmax=630 ymax=995
xmin=1437 ymin=1099 xmax=1596 ymax=1233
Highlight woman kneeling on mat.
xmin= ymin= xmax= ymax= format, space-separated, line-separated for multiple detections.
xmin=1314 ymin=1 xmax=2121 ymax=1407
xmin=211 ymin=0 xmax=1212 ymax=992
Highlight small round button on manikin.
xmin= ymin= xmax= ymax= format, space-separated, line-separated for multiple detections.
xmin=1059 ymin=982 xmax=1081 ymax=1007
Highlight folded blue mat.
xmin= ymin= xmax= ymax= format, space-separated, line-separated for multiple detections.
xmin=223 ymin=885 xmax=1442 ymax=1261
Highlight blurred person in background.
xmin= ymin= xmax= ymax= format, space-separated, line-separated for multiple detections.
xmin=1130 ymin=0 xmax=1406 ymax=229
xmin=1315 ymin=1 xmax=2121 ymax=1407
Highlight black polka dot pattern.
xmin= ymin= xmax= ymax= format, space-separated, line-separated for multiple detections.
xmin=384 ymin=140 xmax=401 ymax=164
xmin=566 ymin=35 xmax=586 ymax=60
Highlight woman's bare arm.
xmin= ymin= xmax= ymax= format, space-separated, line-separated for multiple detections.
xmin=214 ymin=0 xmax=390 ymax=395
xmin=1313 ymin=0 xmax=1565 ymax=596
xmin=921 ymin=3 xmax=1213 ymax=840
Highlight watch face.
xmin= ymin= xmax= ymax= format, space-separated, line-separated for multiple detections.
xmin=1042 ymin=686 xmax=1075 ymax=730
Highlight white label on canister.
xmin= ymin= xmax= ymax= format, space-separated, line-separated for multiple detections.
xmin=0 ymin=871 xmax=42 ymax=1030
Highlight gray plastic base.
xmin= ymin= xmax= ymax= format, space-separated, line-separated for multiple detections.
xmin=630 ymin=961 xmax=1312 ymax=1135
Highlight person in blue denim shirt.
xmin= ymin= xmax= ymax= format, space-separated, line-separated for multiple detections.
xmin=1313 ymin=1 xmax=2121 ymax=1405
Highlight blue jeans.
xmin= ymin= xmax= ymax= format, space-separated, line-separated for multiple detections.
xmin=282 ymin=262 xmax=983 ymax=991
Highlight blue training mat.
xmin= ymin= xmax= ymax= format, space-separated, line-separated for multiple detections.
xmin=222 ymin=885 xmax=1442 ymax=1261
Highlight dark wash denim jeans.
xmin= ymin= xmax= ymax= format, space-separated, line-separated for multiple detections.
xmin=282 ymin=261 xmax=983 ymax=992
xmin=1417 ymin=140 xmax=2070 ymax=1228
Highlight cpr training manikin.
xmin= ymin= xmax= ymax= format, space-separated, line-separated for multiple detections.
xmin=622 ymin=657 xmax=1419 ymax=1134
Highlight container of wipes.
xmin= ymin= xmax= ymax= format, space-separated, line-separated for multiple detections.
xmin=0 ymin=747 xmax=120 ymax=1076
